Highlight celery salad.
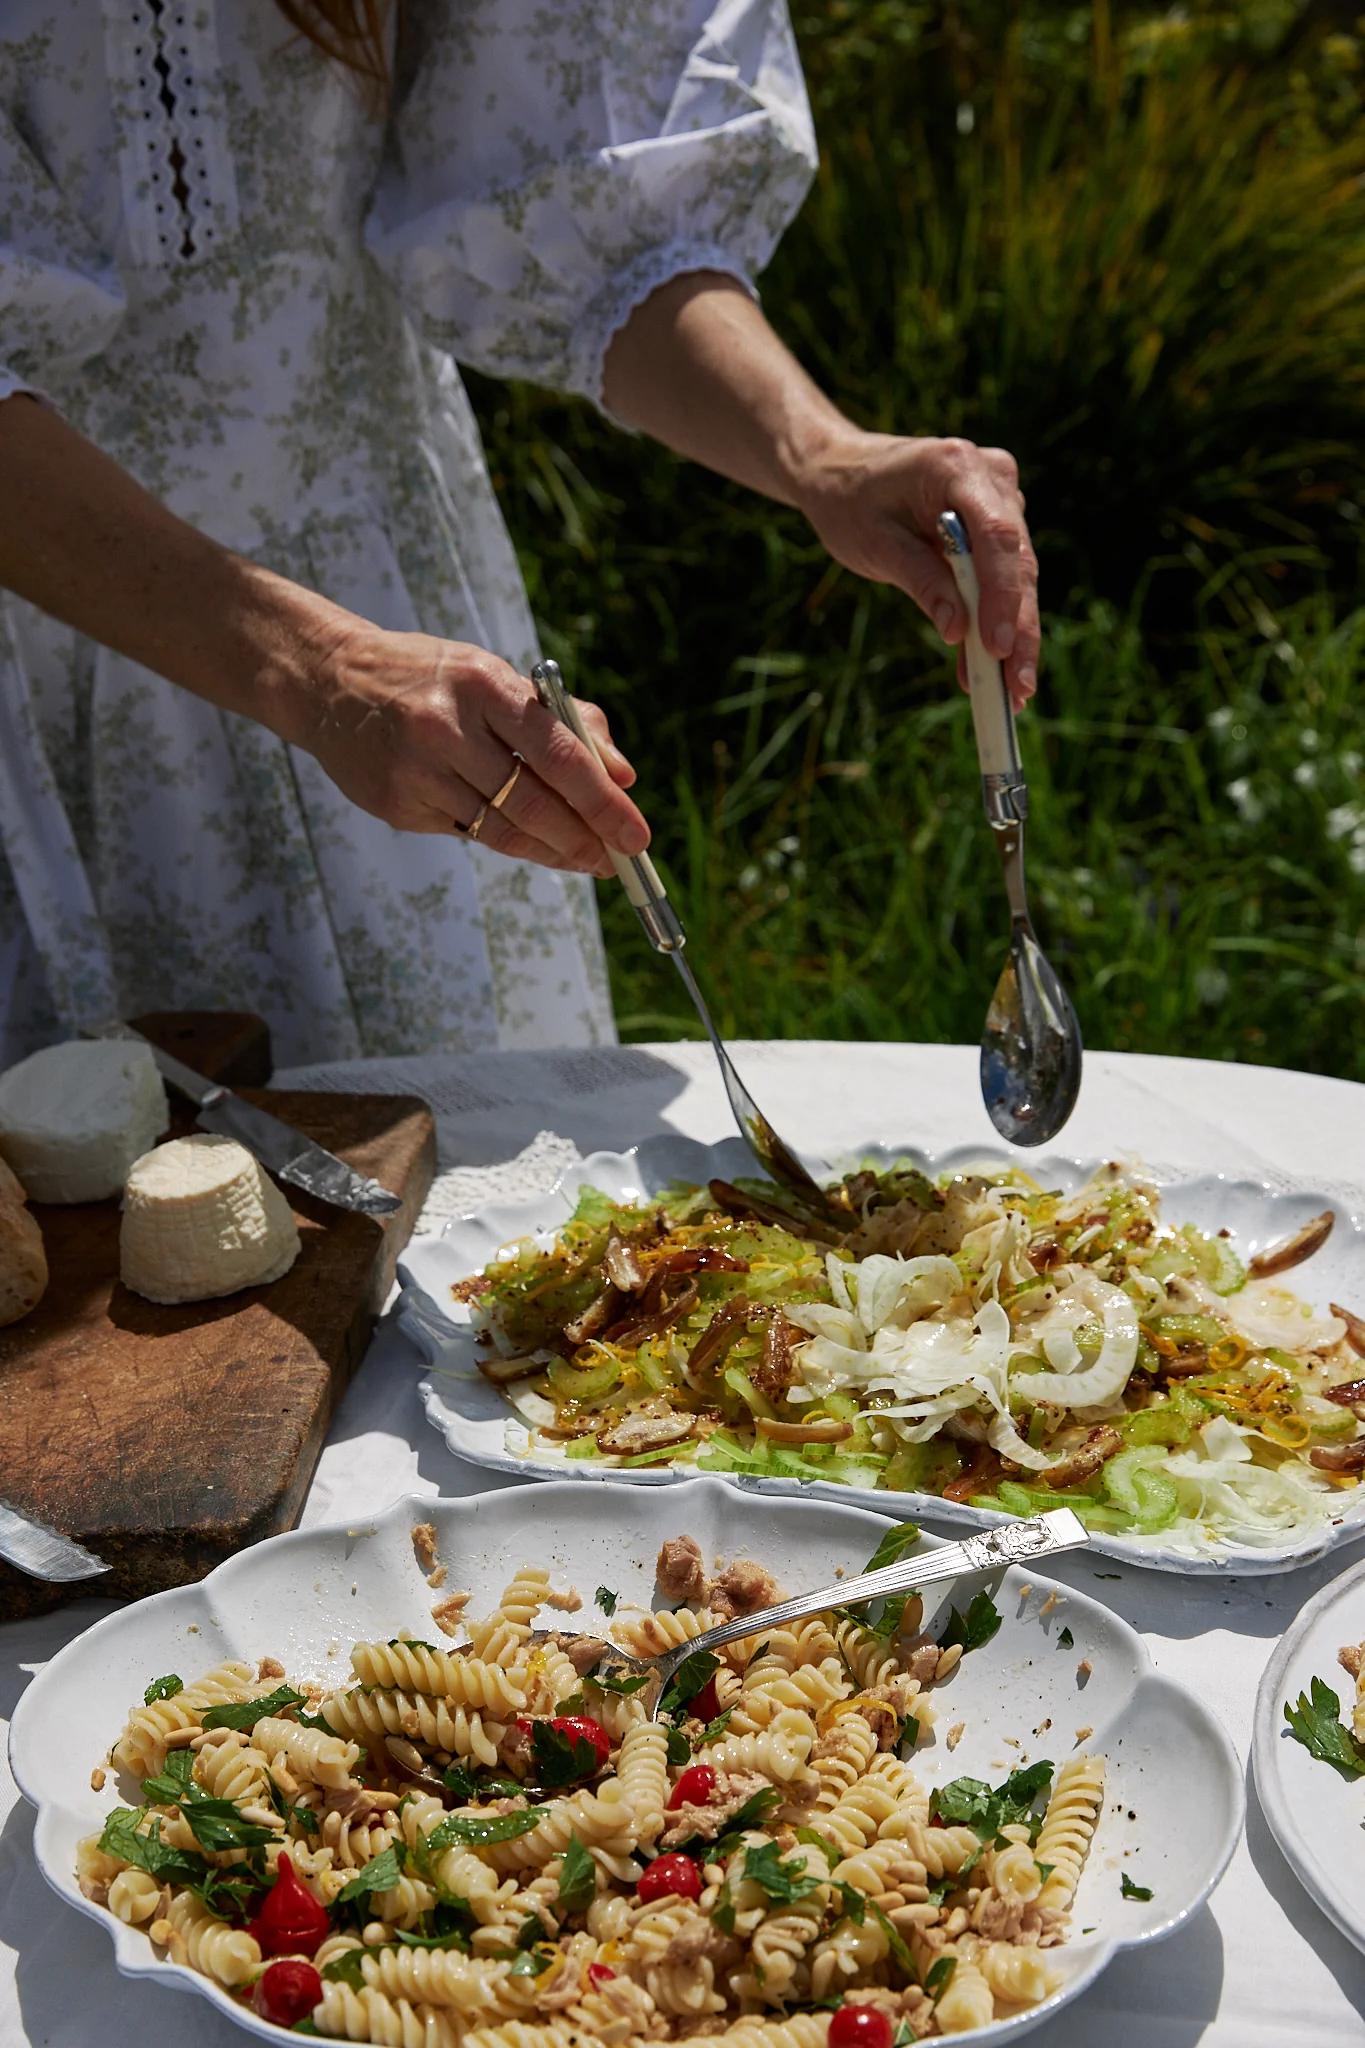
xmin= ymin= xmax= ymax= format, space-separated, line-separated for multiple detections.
xmin=461 ymin=1164 xmax=1365 ymax=1558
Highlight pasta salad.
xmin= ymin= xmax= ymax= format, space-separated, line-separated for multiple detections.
xmin=462 ymin=1163 xmax=1365 ymax=1558
xmin=77 ymin=1538 xmax=1107 ymax=2044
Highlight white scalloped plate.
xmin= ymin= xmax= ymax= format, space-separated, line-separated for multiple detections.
xmin=398 ymin=1137 xmax=1365 ymax=1577
xmin=10 ymin=1480 xmax=1242 ymax=2045
xmin=1252 ymin=1551 xmax=1365 ymax=1955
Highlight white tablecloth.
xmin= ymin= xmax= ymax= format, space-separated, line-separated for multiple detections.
xmin=4 ymin=1040 xmax=1365 ymax=2046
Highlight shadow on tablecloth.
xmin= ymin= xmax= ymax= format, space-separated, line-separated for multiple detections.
xmin=0 ymin=1797 xmax=248 ymax=2048
xmin=1041 ymin=1903 xmax=1225 ymax=2047
xmin=1246 ymin=1771 xmax=1365 ymax=2027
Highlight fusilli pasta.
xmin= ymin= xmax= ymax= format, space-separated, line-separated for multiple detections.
xmin=80 ymin=1541 xmax=1103 ymax=2043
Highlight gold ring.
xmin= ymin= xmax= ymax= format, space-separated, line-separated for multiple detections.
xmin=463 ymin=757 xmax=523 ymax=842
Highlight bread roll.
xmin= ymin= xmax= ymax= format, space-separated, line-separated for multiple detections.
xmin=0 ymin=1159 xmax=47 ymax=1326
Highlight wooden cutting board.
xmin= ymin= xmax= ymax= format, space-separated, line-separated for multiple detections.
xmin=0 ymin=1014 xmax=435 ymax=1619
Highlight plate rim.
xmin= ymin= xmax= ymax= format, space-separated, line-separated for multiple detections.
xmin=10 ymin=1478 xmax=1243 ymax=2044
xmin=399 ymin=1136 xmax=1365 ymax=1578
xmin=1251 ymin=1548 xmax=1365 ymax=1956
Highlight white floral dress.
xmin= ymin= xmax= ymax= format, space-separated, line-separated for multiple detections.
xmin=0 ymin=0 xmax=815 ymax=1066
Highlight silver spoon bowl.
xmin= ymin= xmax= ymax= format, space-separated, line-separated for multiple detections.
xmin=938 ymin=513 xmax=1084 ymax=1148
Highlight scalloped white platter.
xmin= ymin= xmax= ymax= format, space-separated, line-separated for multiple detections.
xmin=1252 ymin=1550 xmax=1365 ymax=1956
xmin=10 ymin=1479 xmax=1242 ymax=2046
xmin=398 ymin=1136 xmax=1365 ymax=1577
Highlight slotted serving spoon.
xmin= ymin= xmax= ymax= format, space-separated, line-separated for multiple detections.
xmin=384 ymin=1508 xmax=1087 ymax=1789
xmin=532 ymin=658 xmax=843 ymax=1225
xmin=938 ymin=512 xmax=1083 ymax=1147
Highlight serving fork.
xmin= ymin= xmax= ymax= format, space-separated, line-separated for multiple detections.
xmin=531 ymin=658 xmax=844 ymax=1226
xmin=385 ymin=1508 xmax=1087 ymax=1789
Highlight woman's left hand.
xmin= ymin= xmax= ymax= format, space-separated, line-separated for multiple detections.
xmin=793 ymin=427 xmax=1040 ymax=711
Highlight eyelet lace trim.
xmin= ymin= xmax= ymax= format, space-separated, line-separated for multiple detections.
xmin=103 ymin=0 xmax=240 ymax=269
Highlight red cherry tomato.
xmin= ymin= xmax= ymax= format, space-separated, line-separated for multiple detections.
xmin=549 ymin=1715 xmax=612 ymax=1773
xmin=246 ymin=1854 xmax=330 ymax=1959
xmin=252 ymin=1958 xmax=324 ymax=2028
xmin=587 ymin=1963 xmax=616 ymax=1986
xmin=667 ymin=1764 xmax=718 ymax=1811
xmin=690 ymin=1676 xmax=723 ymax=1722
xmin=828 ymin=2005 xmax=894 ymax=2048
xmin=637 ymin=1854 xmax=702 ymax=1904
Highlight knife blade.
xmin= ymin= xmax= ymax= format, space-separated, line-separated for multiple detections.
xmin=0 ymin=1498 xmax=111 ymax=1582
xmin=90 ymin=1025 xmax=403 ymax=1217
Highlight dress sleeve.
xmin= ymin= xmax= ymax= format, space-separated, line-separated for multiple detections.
xmin=366 ymin=0 xmax=817 ymax=409
xmin=0 ymin=110 xmax=124 ymax=404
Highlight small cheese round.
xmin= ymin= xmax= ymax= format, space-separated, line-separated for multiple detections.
xmin=0 ymin=1040 xmax=169 ymax=1203
xmin=0 ymin=1161 xmax=47 ymax=1326
xmin=120 ymin=1135 xmax=301 ymax=1304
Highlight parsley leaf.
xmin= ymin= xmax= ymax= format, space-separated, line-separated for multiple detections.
xmin=193 ymin=1865 xmax=269 ymax=1919
xmin=394 ymin=1912 xmax=475 ymax=1952
xmin=938 ymin=1591 xmax=1002 ymax=1656
xmin=594 ymin=1587 xmax=619 ymax=1616
xmin=892 ymin=2023 xmax=917 ymax=2048
xmin=925 ymin=1954 xmax=957 ymax=2001
xmin=741 ymin=1843 xmax=823 ymax=1906
xmin=179 ymin=1796 xmax=279 ymax=1857
xmin=423 ymin=1809 xmax=542 ymax=1853
xmin=835 ymin=1880 xmax=867 ymax=1924
xmin=931 ymin=1760 xmax=1054 ymax=1843
xmin=141 ymin=1747 xmax=195 ymax=1804
xmin=869 ymin=1899 xmax=916 ymax=1976
xmin=514 ymin=1913 xmax=546 ymax=1949
xmin=97 ymin=1810 xmax=205 ymax=1889
xmin=712 ymin=1883 xmax=736 ymax=1934
xmin=586 ymin=1668 xmax=651 ymax=1699
xmin=335 ymin=1842 xmax=408 ymax=1907
xmin=699 ymin=1708 xmax=735 ymax=1746
xmin=508 ymin=1946 xmax=552 ymax=1978
xmin=201 ymin=1684 xmax=308 ymax=1732
xmin=1120 ymin=1871 xmax=1154 ymax=1901
xmin=860 ymin=1520 xmax=923 ymax=1574
xmin=143 ymin=1674 xmax=183 ymax=1704
xmin=660 ymin=1650 xmax=721 ymax=1718
xmin=844 ymin=1521 xmax=921 ymax=1638
xmin=441 ymin=1761 xmax=523 ymax=1803
xmin=291 ymin=2021 xmax=322 ymax=2035
xmin=266 ymin=1772 xmax=319 ymax=1834
xmin=1057 ymin=1626 xmax=1075 ymax=1650
xmin=389 ymin=1637 xmax=437 ymax=1652
xmin=665 ymin=1726 xmax=692 ymax=1767
xmin=795 ymin=1827 xmax=837 ymax=1867
xmin=531 ymin=1721 xmax=601 ymax=1789
xmin=321 ymin=1949 xmax=367 ymax=1989
xmin=1283 ymin=1676 xmax=1365 ymax=1779
xmin=695 ymin=1786 xmax=782 ymax=1858
xmin=557 ymin=1834 xmax=596 ymax=1916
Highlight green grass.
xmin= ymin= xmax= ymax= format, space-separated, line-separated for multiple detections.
xmin=465 ymin=2 xmax=1365 ymax=1080
xmin=596 ymin=597 xmax=1365 ymax=1081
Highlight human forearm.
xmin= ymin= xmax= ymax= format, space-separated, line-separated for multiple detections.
xmin=0 ymin=395 xmax=647 ymax=869
xmin=0 ymin=394 xmax=341 ymax=743
xmin=601 ymin=270 xmax=847 ymax=509
xmin=603 ymin=272 xmax=1040 ymax=703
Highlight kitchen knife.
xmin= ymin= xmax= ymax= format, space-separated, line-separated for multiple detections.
xmin=0 ymin=1497 xmax=111 ymax=1582
xmin=89 ymin=1024 xmax=403 ymax=1218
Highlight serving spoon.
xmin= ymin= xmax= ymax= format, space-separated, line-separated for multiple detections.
xmin=384 ymin=1508 xmax=1087 ymax=1791
xmin=937 ymin=512 xmax=1083 ymax=1147
xmin=532 ymin=658 xmax=844 ymax=1226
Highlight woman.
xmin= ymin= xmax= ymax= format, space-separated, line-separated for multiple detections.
xmin=0 ymin=0 xmax=1038 ymax=1068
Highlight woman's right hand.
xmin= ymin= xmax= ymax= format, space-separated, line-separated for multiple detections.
xmin=297 ymin=622 xmax=649 ymax=876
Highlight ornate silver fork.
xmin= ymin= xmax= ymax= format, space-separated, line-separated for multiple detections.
xmin=385 ymin=1509 xmax=1087 ymax=1788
